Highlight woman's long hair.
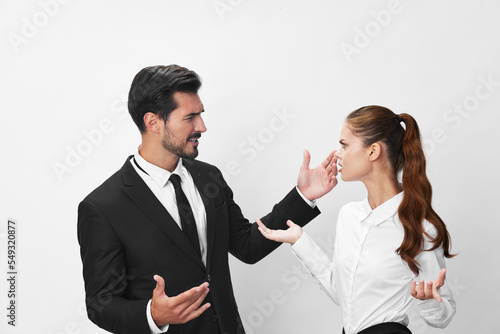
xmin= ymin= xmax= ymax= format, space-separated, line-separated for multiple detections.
xmin=346 ymin=105 xmax=454 ymax=275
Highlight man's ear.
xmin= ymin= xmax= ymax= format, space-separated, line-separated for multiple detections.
xmin=143 ymin=112 xmax=161 ymax=134
xmin=368 ymin=142 xmax=382 ymax=161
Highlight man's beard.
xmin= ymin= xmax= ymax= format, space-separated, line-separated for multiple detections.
xmin=161 ymin=128 xmax=200 ymax=160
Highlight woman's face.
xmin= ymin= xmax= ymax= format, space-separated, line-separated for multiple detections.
xmin=334 ymin=123 xmax=372 ymax=182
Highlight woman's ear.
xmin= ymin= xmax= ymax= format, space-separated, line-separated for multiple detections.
xmin=368 ymin=142 xmax=382 ymax=161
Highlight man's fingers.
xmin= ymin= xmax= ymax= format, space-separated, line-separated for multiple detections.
xmin=331 ymin=152 xmax=338 ymax=175
xmin=184 ymin=302 xmax=211 ymax=323
xmin=153 ymin=275 xmax=167 ymax=298
xmin=179 ymin=283 xmax=211 ymax=316
xmin=176 ymin=282 xmax=209 ymax=303
xmin=321 ymin=150 xmax=336 ymax=168
xmin=152 ymin=281 xmax=210 ymax=325
xmin=286 ymin=220 xmax=296 ymax=227
xmin=330 ymin=177 xmax=338 ymax=187
xmin=301 ymin=149 xmax=311 ymax=170
xmin=329 ymin=151 xmax=338 ymax=167
xmin=169 ymin=284 xmax=210 ymax=324
xmin=190 ymin=285 xmax=211 ymax=310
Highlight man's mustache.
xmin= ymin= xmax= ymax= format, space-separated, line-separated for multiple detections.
xmin=188 ymin=133 xmax=202 ymax=140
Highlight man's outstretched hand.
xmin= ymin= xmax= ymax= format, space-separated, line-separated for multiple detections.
xmin=151 ymin=275 xmax=210 ymax=327
xmin=297 ymin=150 xmax=338 ymax=201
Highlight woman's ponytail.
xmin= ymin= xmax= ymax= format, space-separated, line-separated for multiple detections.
xmin=396 ymin=113 xmax=454 ymax=275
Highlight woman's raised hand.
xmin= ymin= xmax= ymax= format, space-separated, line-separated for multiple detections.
xmin=410 ymin=268 xmax=447 ymax=303
xmin=256 ymin=219 xmax=303 ymax=245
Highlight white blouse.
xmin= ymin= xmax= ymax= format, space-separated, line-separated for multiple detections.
xmin=291 ymin=192 xmax=456 ymax=334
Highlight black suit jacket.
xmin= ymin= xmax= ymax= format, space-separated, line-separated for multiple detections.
xmin=77 ymin=156 xmax=320 ymax=334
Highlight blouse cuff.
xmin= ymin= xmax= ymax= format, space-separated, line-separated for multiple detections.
xmin=290 ymin=232 xmax=316 ymax=260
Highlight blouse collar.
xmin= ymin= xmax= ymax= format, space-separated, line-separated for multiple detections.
xmin=358 ymin=192 xmax=404 ymax=226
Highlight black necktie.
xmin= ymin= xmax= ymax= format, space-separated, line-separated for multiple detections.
xmin=169 ymin=174 xmax=201 ymax=258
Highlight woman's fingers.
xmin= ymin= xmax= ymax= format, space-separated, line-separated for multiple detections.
xmin=256 ymin=218 xmax=268 ymax=232
xmin=432 ymin=281 xmax=443 ymax=303
xmin=256 ymin=218 xmax=278 ymax=241
xmin=410 ymin=280 xmax=417 ymax=298
xmin=256 ymin=218 xmax=302 ymax=244
xmin=436 ymin=268 xmax=447 ymax=288
xmin=410 ymin=278 xmax=444 ymax=302
xmin=425 ymin=280 xmax=433 ymax=297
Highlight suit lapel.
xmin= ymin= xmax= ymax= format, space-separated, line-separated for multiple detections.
xmin=183 ymin=159 xmax=216 ymax=272
xmin=119 ymin=156 xmax=205 ymax=269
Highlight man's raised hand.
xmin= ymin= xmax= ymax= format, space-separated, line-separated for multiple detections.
xmin=297 ymin=150 xmax=338 ymax=201
xmin=151 ymin=275 xmax=210 ymax=327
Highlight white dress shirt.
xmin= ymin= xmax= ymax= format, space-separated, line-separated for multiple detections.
xmin=131 ymin=153 xmax=208 ymax=334
xmin=131 ymin=152 xmax=316 ymax=333
xmin=291 ymin=192 xmax=456 ymax=334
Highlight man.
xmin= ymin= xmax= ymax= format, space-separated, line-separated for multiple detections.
xmin=77 ymin=64 xmax=337 ymax=334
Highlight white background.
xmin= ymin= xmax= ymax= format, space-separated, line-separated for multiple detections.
xmin=1 ymin=0 xmax=499 ymax=333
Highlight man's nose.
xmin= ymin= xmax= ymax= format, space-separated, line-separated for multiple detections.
xmin=195 ymin=117 xmax=207 ymax=133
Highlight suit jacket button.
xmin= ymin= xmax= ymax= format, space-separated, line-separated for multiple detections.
xmin=207 ymin=274 xmax=211 ymax=281
xmin=211 ymin=314 xmax=218 ymax=322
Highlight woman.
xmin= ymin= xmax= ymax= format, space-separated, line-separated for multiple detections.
xmin=257 ymin=106 xmax=456 ymax=334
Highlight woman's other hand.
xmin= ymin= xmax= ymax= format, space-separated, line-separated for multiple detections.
xmin=410 ymin=268 xmax=447 ymax=303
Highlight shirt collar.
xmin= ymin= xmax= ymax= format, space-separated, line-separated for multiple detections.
xmin=134 ymin=151 xmax=184 ymax=187
xmin=359 ymin=192 xmax=404 ymax=226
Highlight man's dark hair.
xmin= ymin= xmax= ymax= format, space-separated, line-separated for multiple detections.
xmin=128 ymin=65 xmax=202 ymax=133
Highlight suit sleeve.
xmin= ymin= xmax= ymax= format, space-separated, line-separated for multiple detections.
xmin=210 ymin=167 xmax=321 ymax=264
xmin=77 ymin=200 xmax=150 ymax=334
